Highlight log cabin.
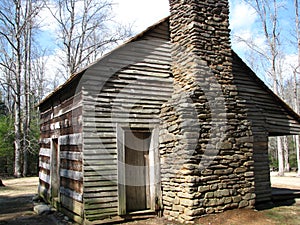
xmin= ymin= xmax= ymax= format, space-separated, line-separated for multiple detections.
xmin=38 ymin=0 xmax=300 ymax=224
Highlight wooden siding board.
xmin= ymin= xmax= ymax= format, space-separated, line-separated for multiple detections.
xmin=60 ymin=169 xmax=83 ymax=181
xmin=82 ymin=32 xmax=172 ymax=221
xmin=60 ymin=152 xmax=83 ymax=161
xmin=60 ymin=194 xmax=84 ymax=217
xmin=233 ymin=53 xmax=300 ymax=135
xmin=39 ymin=171 xmax=50 ymax=184
xmin=60 ymin=187 xmax=83 ymax=202
xmin=84 ymin=165 xmax=118 ymax=171
xmin=85 ymin=197 xmax=118 ymax=205
xmin=39 ymin=148 xmax=51 ymax=157
xmin=39 ymin=92 xmax=84 ymax=209
xmin=59 ymin=133 xmax=82 ymax=145
xmin=39 ymin=162 xmax=51 ymax=170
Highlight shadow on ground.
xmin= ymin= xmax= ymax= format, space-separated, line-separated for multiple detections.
xmin=272 ymin=187 xmax=300 ymax=207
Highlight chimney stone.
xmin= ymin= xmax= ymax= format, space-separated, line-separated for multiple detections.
xmin=159 ymin=0 xmax=255 ymax=222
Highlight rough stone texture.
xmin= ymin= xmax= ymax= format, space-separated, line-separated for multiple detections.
xmin=34 ymin=204 xmax=52 ymax=215
xmin=159 ymin=0 xmax=255 ymax=222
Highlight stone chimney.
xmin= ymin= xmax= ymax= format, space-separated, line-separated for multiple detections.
xmin=159 ymin=0 xmax=255 ymax=223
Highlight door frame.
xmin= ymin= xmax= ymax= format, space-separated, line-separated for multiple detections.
xmin=117 ymin=125 xmax=160 ymax=215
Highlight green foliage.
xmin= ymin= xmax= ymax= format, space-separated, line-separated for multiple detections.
xmin=289 ymin=153 xmax=297 ymax=169
xmin=269 ymin=155 xmax=278 ymax=171
xmin=0 ymin=113 xmax=41 ymax=176
xmin=0 ymin=115 xmax=14 ymax=156
xmin=0 ymin=115 xmax=14 ymax=176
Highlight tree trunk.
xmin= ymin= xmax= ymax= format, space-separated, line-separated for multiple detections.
xmin=22 ymin=0 xmax=32 ymax=177
xmin=283 ymin=136 xmax=289 ymax=172
xmin=0 ymin=0 xmax=43 ymax=177
xmin=277 ymin=136 xmax=284 ymax=176
xmin=14 ymin=97 xmax=22 ymax=178
xmin=294 ymin=0 xmax=300 ymax=177
xmin=14 ymin=0 xmax=23 ymax=178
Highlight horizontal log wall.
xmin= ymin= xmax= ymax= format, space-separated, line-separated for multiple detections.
xmin=233 ymin=52 xmax=300 ymax=136
xmin=82 ymin=36 xmax=173 ymax=222
xmin=137 ymin=19 xmax=169 ymax=41
xmin=39 ymin=92 xmax=84 ymax=221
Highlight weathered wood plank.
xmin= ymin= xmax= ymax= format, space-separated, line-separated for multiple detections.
xmin=84 ymin=154 xmax=117 ymax=160
xmin=39 ymin=171 xmax=50 ymax=184
xmin=233 ymin=54 xmax=300 ymax=135
xmin=84 ymin=186 xmax=118 ymax=193
xmin=59 ymin=133 xmax=82 ymax=145
xmin=83 ymin=175 xmax=117 ymax=182
xmin=85 ymin=196 xmax=118 ymax=205
xmin=60 ymin=194 xmax=84 ymax=217
xmin=60 ymin=152 xmax=83 ymax=161
xmin=83 ymin=191 xmax=118 ymax=199
xmin=84 ymin=181 xmax=117 ymax=188
xmin=85 ymin=202 xmax=118 ymax=210
xmin=83 ymin=170 xmax=117 ymax=177
xmin=39 ymin=148 xmax=51 ymax=157
xmin=40 ymin=138 xmax=51 ymax=145
xmin=60 ymin=169 xmax=83 ymax=181
xmin=84 ymin=165 xmax=118 ymax=171
xmin=39 ymin=161 xmax=51 ymax=170
xmin=84 ymin=206 xmax=118 ymax=216
xmin=83 ymin=160 xmax=118 ymax=167
xmin=60 ymin=187 xmax=83 ymax=202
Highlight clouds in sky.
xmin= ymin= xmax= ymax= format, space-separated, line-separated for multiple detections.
xmin=112 ymin=0 xmax=170 ymax=33
xmin=229 ymin=0 xmax=297 ymax=81
xmin=229 ymin=0 xmax=259 ymax=54
xmin=229 ymin=0 xmax=257 ymax=31
xmin=38 ymin=5 xmax=56 ymax=32
xmin=40 ymin=0 xmax=296 ymax=89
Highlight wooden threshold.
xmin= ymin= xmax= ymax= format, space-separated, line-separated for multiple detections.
xmin=127 ymin=209 xmax=156 ymax=216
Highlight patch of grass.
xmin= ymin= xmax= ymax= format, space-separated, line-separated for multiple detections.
xmin=264 ymin=209 xmax=286 ymax=221
xmin=264 ymin=206 xmax=300 ymax=225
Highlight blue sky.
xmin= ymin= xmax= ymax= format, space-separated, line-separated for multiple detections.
xmin=38 ymin=0 xmax=298 ymax=55
xmin=39 ymin=0 xmax=298 ymax=85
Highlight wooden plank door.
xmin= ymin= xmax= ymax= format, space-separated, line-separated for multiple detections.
xmin=125 ymin=131 xmax=151 ymax=212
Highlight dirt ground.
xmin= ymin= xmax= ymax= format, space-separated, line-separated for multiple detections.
xmin=0 ymin=177 xmax=73 ymax=225
xmin=0 ymin=174 xmax=299 ymax=225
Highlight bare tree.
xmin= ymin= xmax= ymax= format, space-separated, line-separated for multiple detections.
xmin=239 ymin=0 xmax=286 ymax=175
xmin=0 ymin=0 xmax=43 ymax=177
xmin=45 ymin=0 xmax=132 ymax=78
xmin=293 ymin=0 xmax=300 ymax=176
xmin=31 ymin=50 xmax=52 ymax=103
xmin=0 ymin=0 xmax=24 ymax=177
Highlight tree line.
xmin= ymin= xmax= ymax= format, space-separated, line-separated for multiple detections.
xmin=0 ymin=0 xmax=131 ymax=177
xmin=235 ymin=0 xmax=300 ymax=176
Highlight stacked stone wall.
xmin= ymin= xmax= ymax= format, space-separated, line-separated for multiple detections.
xmin=159 ymin=0 xmax=256 ymax=223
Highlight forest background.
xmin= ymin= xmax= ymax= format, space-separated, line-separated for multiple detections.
xmin=0 ymin=0 xmax=299 ymax=178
